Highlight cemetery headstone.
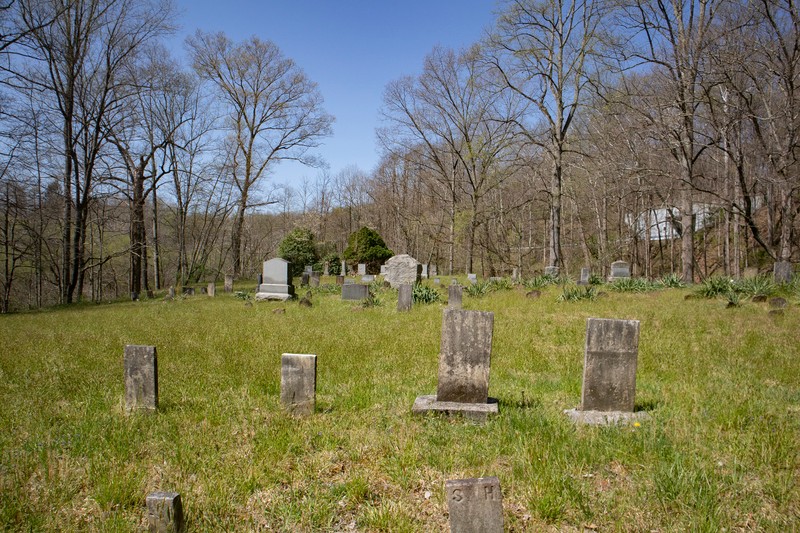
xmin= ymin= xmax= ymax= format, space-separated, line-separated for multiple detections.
xmin=301 ymin=273 xmax=310 ymax=287
xmin=280 ymin=353 xmax=317 ymax=415
xmin=342 ymin=283 xmax=370 ymax=301
xmin=224 ymin=275 xmax=233 ymax=293
xmin=430 ymin=264 xmax=437 ymax=276
xmin=578 ymin=267 xmax=590 ymax=286
xmin=445 ymin=477 xmax=503 ymax=533
xmin=343 ymin=278 xmax=355 ymax=285
xmin=336 ymin=275 xmax=345 ymax=285
xmin=168 ymin=286 xmax=175 ymax=299
xmin=207 ymin=283 xmax=215 ymax=297
xmin=131 ymin=292 xmax=139 ymax=301
xmin=384 ymin=254 xmax=422 ymax=288
xmin=323 ymin=262 xmax=329 ymax=276
xmin=310 ymin=272 xmax=320 ymax=288
xmin=608 ymin=260 xmax=630 ymax=281
xmin=544 ymin=265 xmax=559 ymax=277
xmin=182 ymin=287 xmax=195 ymax=296
xmin=341 ymin=260 xmax=347 ymax=275
xmin=421 ymin=264 xmax=429 ymax=278
xmin=255 ymin=258 xmax=295 ymax=301
xmin=200 ymin=287 xmax=207 ymax=294
xmin=380 ymin=265 xmax=387 ymax=275
xmin=467 ymin=273 xmax=477 ymax=284
xmin=124 ymin=345 xmax=158 ymax=411
xmin=512 ymin=268 xmax=518 ymax=281
xmin=774 ymin=261 xmax=793 ymax=283
xmin=305 ymin=265 xmax=313 ymax=274
xmin=146 ymin=491 xmax=184 ymax=533
xmin=564 ymin=318 xmax=647 ymax=425
xmin=434 ymin=278 xmax=440 ymax=285
xmin=448 ymin=284 xmax=463 ymax=309
xmin=413 ymin=308 xmax=498 ymax=421
xmin=361 ymin=275 xmax=375 ymax=282
xmin=398 ymin=284 xmax=412 ymax=312
xmin=357 ymin=263 xmax=367 ymax=276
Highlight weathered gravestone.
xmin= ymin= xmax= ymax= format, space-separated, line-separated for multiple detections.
xmin=774 ymin=261 xmax=793 ymax=283
xmin=224 ymin=275 xmax=233 ymax=293
xmin=578 ymin=267 xmax=591 ymax=286
xmin=421 ymin=264 xmax=428 ymax=278
xmin=384 ymin=254 xmax=422 ymax=288
xmin=397 ymin=284 xmax=412 ymax=312
xmin=280 ymin=353 xmax=317 ymax=416
xmin=361 ymin=275 xmax=375 ymax=282
xmin=341 ymin=260 xmax=347 ymax=276
xmin=310 ymin=272 xmax=320 ymax=288
xmin=146 ymin=491 xmax=184 ymax=533
xmin=131 ymin=292 xmax=139 ymax=301
xmin=448 ymin=284 xmax=463 ymax=309
xmin=357 ymin=263 xmax=367 ymax=276
xmin=335 ymin=275 xmax=345 ymax=286
xmin=301 ymin=273 xmax=310 ymax=287
xmin=564 ymin=318 xmax=648 ymax=425
xmin=207 ymin=283 xmax=216 ymax=297
xmin=608 ymin=260 xmax=631 ymax=281
xmin=434 ymin=278 xmax=441 ymax=285
xmin=544 ymin=265 xmax=559 ymax=277
xmin=182 ymin=287 xmax=195 ymax=296
xmin=380 ymin=265 xmax=387 ymax=275
xmin=342 ymin=283 xmax=370 ymax=301
xmin=430 ymin=264 xmax=437 ymax=276
xmin=512 ymin=268 xmax=519 ymax=281
xmin=467 ymin=273 xmax=477 ymax=284
xmin=124 ymin=345 xmax=158 ymax=412
xmin=412 ymin=309 xmax=498 ymax=421
xmin=304 ymin=265 xmax=313 ymax=274
xmin=323 ymin=262 xmax=329 ymax=276
xmin=255 ymin=258 xmax=295 ymax=301
xmin=446 ymin=477 xmax=503 ymax=533
xmin=168 ymin=286 xmax=175 ymax=299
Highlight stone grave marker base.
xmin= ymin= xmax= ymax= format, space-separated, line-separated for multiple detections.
xmin=412 ymin=394 xmax=498 ymax=422
xmin=563 ymin=408 xmax=650 ymax=426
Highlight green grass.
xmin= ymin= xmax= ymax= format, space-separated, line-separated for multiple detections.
xmin=1 ymin=282 xmax=799 ymax=530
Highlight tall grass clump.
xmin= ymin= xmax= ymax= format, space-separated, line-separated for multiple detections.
xmin=464 ymin=280 xmax=492 ymax=297
xmin=412 ymin=283 xmax=440 ymax=304
xmin=659 ymin=273 xmax=686 ymax=288
xmin=609 ymin=277 xmax=660 ymax=293
xmin=737 ymin=275 xmax=776 ymax=299
xmin=697 ymin=277 xmax=736 ymax=298
xmin=557 ymin=285 xmax=596 ymax=302
xmin=523 ymin=274 xmax=558 ymax=290
xmin=488 ymin=277 xmax=514 ymax=291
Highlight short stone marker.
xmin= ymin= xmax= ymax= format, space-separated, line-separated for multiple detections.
xmin=224 ymin=275 xmax=233 ymax=292
xmin=413 ymin=309 xmax=498 ymax=421
xmin=255 ymin=258 xmax=295 ymax=301
xmin=608 ymin=260 xmax=630 ymax=281
xmin=341 ymin=260 xmax=347 ymax=275
xmin=304 ymin=264 xmax=313 ymax=274
xmin=207 ymin=282 xmax=215 ymax=297
xmin=446 ymin=477 xmax=503 ymax=533
xmin=280 ymin=353 xmax=316 ymax=415
xmin=301 ymin=273 xmax=310 ymax=287
xmin=146 ymin=491 xmax=184 ymax=533
xmin=124 ymin=345 xmax=158 ymax=411
xmin=421 ymin=264 xmax=428 ymax=278
xmin=361 ymin=274 xmax=375 ymax=282
xmin=398 ymin=284 xmax=412 ymax=311
xmin=168 ymin=286 xmax=175 ymax=299
xmin=512 ymin=268 xmax=518 ymax=280
xmin=357 ymin=263 xmax=366 ymax=276
xmin=336 ymin=275 xmax=345 ymax=286
xmin=434 ymin=277 xmax=440 ymax=285
xmin=342 ymin=283 xmax=370 ymax=301
xmin=774 ymin=261 xmax=793 ymax=283
xmin=578 ymin=267 xmax=590 ymax=285
xmin=544 ymin=265 xmax=559 ymax=277
xmin=310 ymin=272 xmax=320 ymax=287
xmin=448 ymin=284 xmax=463 ymax=309
xmin=343 ymin=278 xmax=355 ymax=285
xmin=323 ymin=262 xmax=329 ymax=276
xmin=467 ymin=273 xmax=477 ymax=284
xmin=564 ymin=318 xmax=648 ymax=425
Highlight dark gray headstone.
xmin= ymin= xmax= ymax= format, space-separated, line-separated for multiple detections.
xmin=224 ymin=275 xmax=233 ymax=292
xmin=448 ymin=284 xmax=463 ymax=309
xmin=398 ymin=284 xmax=412 ymax=312
xmin=774 ymin=261 xmax=793 ymax=283
xmin=437 ymin=309 xmax=494 ymax=403
xmin=146 ymin=491 xmax=184 ymax=532
xmin=581 ymin=318 xmax=640 ymax=412
xmin=301 ymin=273 xmax=310 ymax=286
xmin=207 ymin=283 xmax=215 ymax=297
xmin=182 ymin=287 xmax=194 ymax=296
xmin=446 ymin=477 xmax=503 ymax=533
xmin=342 ymin=284 xmax=370 ymax=301
xmin=124 ymin=345 xmax=157 ymax=411
xmin=131 ymin=292 xmax=139 ymax=301
xmin=280 ymin=353 xmax=316 ymax=415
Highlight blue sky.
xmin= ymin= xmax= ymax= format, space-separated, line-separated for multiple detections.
xmin=170 ymin=1 xmax=499 ymax=187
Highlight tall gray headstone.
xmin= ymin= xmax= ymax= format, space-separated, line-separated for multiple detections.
xmin=280 ymin=353 xmax=317 ymax=416
xmin=341 ymin=260 xmax=347 ymax=275
xmin=398 ymin=284 xmax=412 ymax=312
xmin=256 ymin=258 xmax=295 ymax=301
xmin=342 ymin=284 xmax=370 ymax=301
xmin=774 ymin=261 xmax=793 ymax=283
xmin=421 ymin=264 xmax=429 ymax=278
xmin=578 ymin=267 xmax=590 ymax=286
xmin=207 ymin=282 xmax=216 ymax=297
xmin=446 ymin=477 xmax=503 ymax=533
xmin=437 ymin=309 xmax=494 ymax=403
xmin=384 ymin=254 xmax=422 ymax=288
xmin=146 ymin=491 xmax=184 ymax=533
xmin=448 ymin=284 xmax=463 ymax=309
xmin=124 ymin=345 xmax=158 ymax=411
xmin=323 ymin=262 xmax=329 ymax=276
xmin=357 ymin=263 xmax=367 ymax=276
xmin=224 ymin=275 xmax=233 ymax=293
xmin=512 ymin=268 xmax=518 ymax=281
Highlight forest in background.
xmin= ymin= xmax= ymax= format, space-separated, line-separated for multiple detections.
xmin=1 ymin=0 xmax=799 ymax=312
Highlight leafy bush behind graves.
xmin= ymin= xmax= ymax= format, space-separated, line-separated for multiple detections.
xmin=343 ymin=227 xmax=393 ymax=274
xmin=736 ymin=275 xmax=776 ymax=298
xmin=278 ymin=227 xmax=318 ymax=277
xmin=412 ymin=283 xmax=440 ymax=304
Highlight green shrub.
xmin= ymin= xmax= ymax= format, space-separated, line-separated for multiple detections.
xmin=659 ymin=273 xmax=685 ymax=288
xmin=488 ymin=277 xmax=514 ymax=291
xmin=698 ymin=277 xmax=735 ymax=298
xmin=464 ymin=280 xmax=492 ymax=297
xmin=737 ymin=275 xmax=776 ymax=298
xmin=412 ymin=283 xmax=440 ymax=304
xmin=588 ymin=273 xmax=604 ymax=286
xmin=609 ymin=277 xmax=659 ymax=293
xmin=343 ymin=227 xmax=393 ymax=274
xmin=233 ymin=290 xmax=252 ymax=301
xmin=278 ymin=227 xmax=318 ymax=277
xmin=557 ymin=285 xmax=597 ymax=302
xmin=523 ymin=275 xmax=558 ymax=289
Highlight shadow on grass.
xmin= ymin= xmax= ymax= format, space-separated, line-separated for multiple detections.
xmin=635 ymin=398 xmax=661 ymax=412
xmin=497 ymin=392 xmax=542 ymax=410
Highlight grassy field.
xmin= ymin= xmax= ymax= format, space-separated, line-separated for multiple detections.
xmin=0 ymin=279 xmax=798 ymax=531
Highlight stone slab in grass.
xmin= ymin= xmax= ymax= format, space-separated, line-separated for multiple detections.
xmin=124 ymin=345 xmax=157 ymax=412
xmin=412 ymin=395 xmax=498 ymax=422
xmin=146 ymin=491 xmax=184 ymax=532
xmin=445 ymin=476 xmax=503 ymax=533
xmin=280 ymin=353 xmax=317 ymax=416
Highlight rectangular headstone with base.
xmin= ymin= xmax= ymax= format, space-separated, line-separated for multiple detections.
xmin=280 ymin=353 xmax=316 ymax=416
xmin=256 ymin=258 xmax=295 ymax=301
xmin=398 ymin=284 xmax=412 ymax=311
xmin=609 ymin=260 xmax=630 ymax=281
xmin=446 ymin=477 xmax=503 ymax=533
xmin=342 ymin=284 xmax=370 ymax=301
xmin=448 ymin=284 xmax=463 ymax=309
xmin=124 ymin=345 xmax=158 ymax=411
xmin=357 ymin=263 xmax=366 ymax=276
xmin=147 ymin=491 xmax=184 ymax=533
xmin=310 ymin=272 xmax=320 ymax=287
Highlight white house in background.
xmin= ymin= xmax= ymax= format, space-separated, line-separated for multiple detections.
xmin=626 ymin=204 xmax=717 ymax=241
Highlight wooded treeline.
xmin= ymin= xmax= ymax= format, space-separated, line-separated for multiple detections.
xmin=1 ymin=0 xmax=798 ymax=312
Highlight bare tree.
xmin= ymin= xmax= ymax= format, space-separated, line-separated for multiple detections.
xmin=187 ymin=31 xmax=333 ymax=277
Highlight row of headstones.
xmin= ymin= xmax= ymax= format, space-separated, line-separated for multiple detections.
xmin=136 ymin=276 xmax=236 ymax=301
xmin=142 ymin=476 xmax=504 ymax=533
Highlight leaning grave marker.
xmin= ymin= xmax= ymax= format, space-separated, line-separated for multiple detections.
xmin=446 ymin=477 xmax=504 ymax=533
xmin=412 ymin=308 xmax=498 ymax=421
xmin=564 ymin=317 xmax=649 ymax=425
xmin=124 ymin=345 xmax=158 ymax=412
